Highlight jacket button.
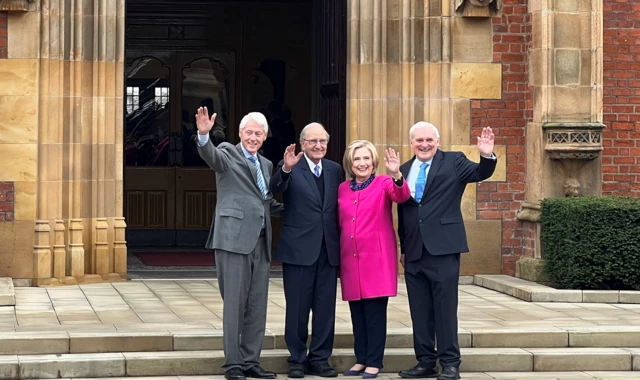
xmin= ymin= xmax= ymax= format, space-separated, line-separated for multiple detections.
xmin=350 ymin=235 xmax=353 ymax=239
xmin=353 ymin=253 xmax=357 ymax=257
xmin=353 ymin=200 xmax=357 ymax=204
xmin=352 ymin=217 xmax=355 ymax=222
xmin=419 ymin=204 xmax=422 ymax=207
xmin=419 ymin=219 xmax=422 ymax=223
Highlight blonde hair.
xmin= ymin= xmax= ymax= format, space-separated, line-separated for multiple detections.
xmin=343 ymin=140 xmax=379 ymax=179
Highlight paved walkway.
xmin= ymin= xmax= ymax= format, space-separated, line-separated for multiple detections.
xmin=3 ymin=279 xmax=640 ymax=332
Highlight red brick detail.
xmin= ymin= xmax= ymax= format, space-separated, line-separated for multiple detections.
xmin=470 ymin=0 xmax=531 ymax=275
xmin=0 ymin=12 xmax=6 ymax=59
xmin=520 ymin=221 xmax=537 ymax=259
xmin=0 ymin=182 xmax=14 ymax=221
xmin=602 ymin=0 xmax=640 ymax=196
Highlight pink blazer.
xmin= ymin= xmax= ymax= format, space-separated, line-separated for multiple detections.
xmin=337 ymin=175 xmax=411 ymax=301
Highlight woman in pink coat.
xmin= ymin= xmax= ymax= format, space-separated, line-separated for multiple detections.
xmin=338 ymin=140 xmax=410 ymax=378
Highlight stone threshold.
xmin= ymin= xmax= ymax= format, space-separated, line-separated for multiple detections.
xmin=1 ymin=347 xmax=639 ymax=378
xmin=475 ymin=275 xmax=640 ymax=303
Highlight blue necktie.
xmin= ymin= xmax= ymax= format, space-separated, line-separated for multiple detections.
xmin=314 ymin=165 xmax=321 ymax=177
xmin=414 ymin=162 xmax=429 ymax=202
xmin=248 ymin=156 xmax=267 ymax=200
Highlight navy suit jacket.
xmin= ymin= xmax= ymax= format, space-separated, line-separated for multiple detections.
xmin=397 ymin=150 xmax=497 ymax=263
xmin=269 ymin=158 xmax=342 ymax=266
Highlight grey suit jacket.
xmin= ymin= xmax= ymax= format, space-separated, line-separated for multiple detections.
xmin=197 ymin=140 xmax=283 ymax=258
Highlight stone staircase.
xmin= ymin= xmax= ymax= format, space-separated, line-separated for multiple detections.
xmin=1 ymin=276 xmax=640 ymax=378
xmin=0 ymin=328 xmax=639 ymax=378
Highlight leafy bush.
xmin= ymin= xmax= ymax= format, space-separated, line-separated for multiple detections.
xmin=541 ymin=196 xmax=640 ymax=290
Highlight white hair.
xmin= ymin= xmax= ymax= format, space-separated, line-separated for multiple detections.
xmin=239 ymin=112 xmax=269 ymax=134
xmin=299 ymin=122 xmax=330 ymax=143
xmin=409 ymin=121 xmax=440 ymax=139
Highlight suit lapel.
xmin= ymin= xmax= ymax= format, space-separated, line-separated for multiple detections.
xmin=400 ymin=159 xmax=413 ymax=179
xmin=299 ymin=160 xmax=322 ymax=204
xmin=420 ymin=150 xmax=443 ymax=203
xmin=400 ymin=159 xmax=416 ymax=204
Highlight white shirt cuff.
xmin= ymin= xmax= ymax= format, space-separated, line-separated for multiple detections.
xmin=481 ymin=153 xmax=496 ymax=160
xmin=197 ymin=133 xmax=209 ymax=147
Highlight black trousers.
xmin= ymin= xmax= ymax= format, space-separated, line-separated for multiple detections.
xmin=405 ymin=249 xmax=461 ymax=368
xmin=348 ymin=296 xmax=389 ymax=369
xmin=282 ymin=242 xmax=337 ymax=365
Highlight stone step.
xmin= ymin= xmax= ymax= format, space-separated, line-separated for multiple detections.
xmin=1 ymin=347 xmax=639 ymax=378
xmin=0 ymin=277 xmax=15 ymax=306
xmin=32 ymin=375 xmax=640 ymax=380
xmin=3 ymin=327 xmax=640 ymax=355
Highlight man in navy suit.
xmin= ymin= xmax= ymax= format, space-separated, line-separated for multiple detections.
xmin=397 ymin=122 xmax=497 ymax=380
xmin=269 ymin=122 xmax=342 ymax=378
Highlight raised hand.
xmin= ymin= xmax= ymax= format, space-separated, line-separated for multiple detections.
xmin=196 ymin=107 xmax=217 ymax=135
xmin=384 ymin=147 xmax=401 ymax=176
xmin=477 ymin=126 xmax=495 ymax=157
xmin=282 ymin=144 xmax=303 ymax=171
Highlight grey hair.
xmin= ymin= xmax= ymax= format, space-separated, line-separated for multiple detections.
xmin=409 ymin=121 xmax=440 ymax=139
xmin=299 ymin=122 xmax=330 ymax=143
xmin=239 ymin=112 xmax=269 ymax=134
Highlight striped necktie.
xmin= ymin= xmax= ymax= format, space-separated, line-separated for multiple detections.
xmin=248 ymin=156 xmax=267 ymax=200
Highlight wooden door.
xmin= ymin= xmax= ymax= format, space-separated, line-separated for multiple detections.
xmin=174 ymin=52 xmax=236 ymax=246
xmin=124 ymin=52 xmax=179 ymax=246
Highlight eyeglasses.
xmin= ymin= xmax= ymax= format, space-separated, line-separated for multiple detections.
xmin=302 ymin=139 xmax=329 ymax=146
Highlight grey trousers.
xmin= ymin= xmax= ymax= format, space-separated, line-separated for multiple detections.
xmin=215 ymin=236 xmax=270 ymax=372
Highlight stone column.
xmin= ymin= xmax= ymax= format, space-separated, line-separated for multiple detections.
xmin=32 ymin=0 xmax=126 ymax=285
xmin=516 ymin=0 xmax=604 ymax=281
xmin=347 ymin=0 xmax=505 ymax=275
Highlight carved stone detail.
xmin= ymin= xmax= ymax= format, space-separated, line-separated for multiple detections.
xmin=516 ymin=202 xmax=541 ymax=223
xmin=169 ymin=26 xmax=185 ymax=39
xmin=563 ymin=178 xmax=581 ymax=198
xmin=543 ymin=123 xmax=605 ymax=161
xmin=454 ymin=0 xmax=501 ymax=17
xmin=0 ymin=0 xmax=34 ymax=11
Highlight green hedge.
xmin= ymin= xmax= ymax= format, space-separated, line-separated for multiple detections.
xmin=540 ymin=196 xmax=640 ymax=290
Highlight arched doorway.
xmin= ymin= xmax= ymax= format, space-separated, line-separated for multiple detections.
xmin=123 ymin=0 xmax=346 ymax=274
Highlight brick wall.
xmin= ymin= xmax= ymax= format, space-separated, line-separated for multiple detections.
xmin=602 ymin=0 xmax=640 ymax=196
xmin=470 ymin=0 xmax=531 ymax=275
xmin=0 ymin=12 xmax=7 ymax=58
xmin=0 ymin=182 xmax=14 ymax=221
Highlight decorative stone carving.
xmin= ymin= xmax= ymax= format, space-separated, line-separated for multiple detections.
xmin=563 ymin=178 xmax=581 ymax=198
xmin=455 ymin=0 xmax=501 ymax=17
xmin=543 ymin=123 xmax=605 ymax=161
xmin=516 ymin=202 xmax=541 ymax=223
xmin=0 ymin=0 xmax=35 ymax=11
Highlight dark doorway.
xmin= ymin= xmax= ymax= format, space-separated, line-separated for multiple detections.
xmin=123 ymin=0 xmax=346 ymax=271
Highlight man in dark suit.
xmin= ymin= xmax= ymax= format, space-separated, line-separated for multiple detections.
xmin=397 ymin=122 xmax=496 ymax=380
xmin=269 ymin=122 xmax=342 ymax=378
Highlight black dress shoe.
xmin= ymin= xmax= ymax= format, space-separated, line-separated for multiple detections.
xmin=225 ymin=368 xmax=247 ymax=380
xmin=398 ymin=365 xmax=439 ymax=379
xmin=244 ymin=365 xmax=277 ymax=379
xmin=437 ymin=367 xmax=460 ymax=380
xmin=305 ymin=362 xmax=338 ymax=378
xmin=288 ymin=364 xmax=305 ymax=379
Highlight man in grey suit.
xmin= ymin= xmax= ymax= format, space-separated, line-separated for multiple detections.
xmin=196 ymin=107 xmax=283 ymax=380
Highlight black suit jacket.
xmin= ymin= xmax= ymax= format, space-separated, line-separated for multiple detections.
xmin=397 ymin=150 xmax=497 ymax=263
xmin=269 ymin=158 xmax=342 ymax=266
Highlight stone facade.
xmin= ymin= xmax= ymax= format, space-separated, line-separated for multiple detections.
xmin=0 ymin=0 xmax=633 ymax=285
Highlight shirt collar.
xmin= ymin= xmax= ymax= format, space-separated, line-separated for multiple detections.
xmin=304 ymin=154 xmax=322 ymax=171
xmin=240 ymin=144 xmax=257 ymax=160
